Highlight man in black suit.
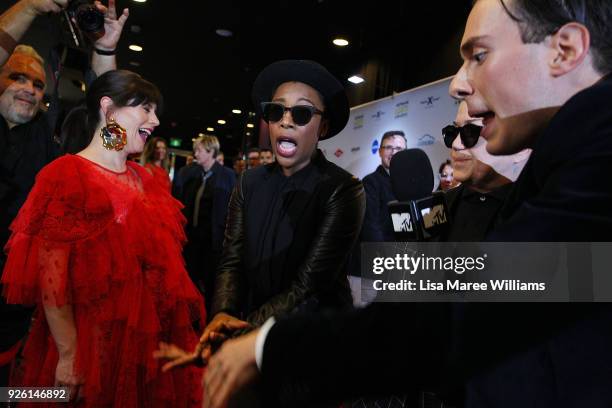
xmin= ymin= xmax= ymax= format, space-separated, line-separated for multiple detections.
xmin=361 ymin=130 xmax=406 ymax=242
xmin=178 ymin=135 xmax=236 ymax=309
xmin=198 ymin=1 xmax=612 ymax=407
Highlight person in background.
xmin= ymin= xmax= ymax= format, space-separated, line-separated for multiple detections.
xmin=441 ymin=101 xmax=530 ymax=241
xmin=259 ymin=147 xmax=275 ymax=165
xmin=141 ymin=135 xmax=170 ymax=190
xmin=233 ymin=154 xmax=245 ymax=175
xmin=246 ymin=147 xmax=261 ymax=169
xmin=437 ymin=159 xmax=459 ymax=191
xmin=216 ymin=151 xmax=224 ymax=166
xmin=361 ymin=130 xmax=406 ymax=242
xmin=180 ymin=135 xmax=235 ymax=311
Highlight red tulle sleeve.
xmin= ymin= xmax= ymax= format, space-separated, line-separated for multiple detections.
xmin=2 ymin=157 xmax=114 ymax=307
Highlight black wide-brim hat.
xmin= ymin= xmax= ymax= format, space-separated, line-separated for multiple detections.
xmin=252 ymin=59 xmax=350 ymax=140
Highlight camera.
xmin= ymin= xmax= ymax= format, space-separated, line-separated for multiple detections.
xmin=65 ymin=0 xmax=105 ymax=44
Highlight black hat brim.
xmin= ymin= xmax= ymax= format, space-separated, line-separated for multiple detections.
xmin=252 ymin=60 xmax=349 ymax=140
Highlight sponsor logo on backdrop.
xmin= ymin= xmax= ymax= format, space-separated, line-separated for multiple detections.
xmin=351 ymin=146 xmax=361 ymax=153
xmin=394 ymin=100 xmax=409 ymax=119
xmin=420 ymin=96 xmax=440 ymax=109
xmin=371 ymin=110 xmax=386 ymax=120
xmin=371 ymin=140 xmax=379 ymax=154
xmin=353 ymin=114 xmax=364 ymax=130
xmin=335 ymin=148 xmax=344 ymax=158
xmin=417 ymin=134 xmax=435 ymax=146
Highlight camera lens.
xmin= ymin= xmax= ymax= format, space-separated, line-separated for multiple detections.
xmin=76 ymin=4 xmax=104 ymax=34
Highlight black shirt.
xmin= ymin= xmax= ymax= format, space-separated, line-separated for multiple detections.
xmin=0 ymin=113 xmax=58 ymax=248
xmin=443 ymin=183 xmax=513 ymax=242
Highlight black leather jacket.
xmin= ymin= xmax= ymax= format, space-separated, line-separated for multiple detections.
xmin=211 ymin=150 xmax=365 ymax=326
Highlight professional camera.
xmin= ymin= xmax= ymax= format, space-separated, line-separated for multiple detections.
xmin=65 ymin=0 xmax=105 ymax=44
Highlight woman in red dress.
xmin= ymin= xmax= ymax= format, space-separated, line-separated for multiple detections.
xmin=141 ymin=136 xmax=171 ymax=191
xmin=1 ymin=70 xmax=205 ymax=407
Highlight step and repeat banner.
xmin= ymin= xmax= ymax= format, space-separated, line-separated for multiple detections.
xmin=319 ymin=77 xmax=459 ymax=188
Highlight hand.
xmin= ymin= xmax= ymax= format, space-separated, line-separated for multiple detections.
xmin=153 ymin=341 xmax=205 ymax=373
xmin=93 ymin=0 xmax=129 ymax=51
xmin=198 ymin=313 xmax=251 ymax=362
xmin=54 ymin=354 xmax=83 ymax=402
xmin=203 ymin=329 xmax=261 ymax=408
xmin=26 ymin=0 xmax=68 ymax=15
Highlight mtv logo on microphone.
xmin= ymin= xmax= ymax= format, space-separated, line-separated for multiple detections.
xmin=391 ymin=212 xmax=413 ymax=232
xmin=421 ymin=204 xmax=447 ymax=229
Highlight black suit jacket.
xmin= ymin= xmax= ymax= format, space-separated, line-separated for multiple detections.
xmin=260 ymin=75 xmax=612 ymax=407
xmin=180 ymin=161 xmax=236 ymax=253
xmin=361 ymin=165 xmax=396 ymax=242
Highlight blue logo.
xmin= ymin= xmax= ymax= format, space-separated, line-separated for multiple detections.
xmin=417 ymin=134 xmax=435 ymax=146
xmin=420 ymin=96 xmax=440 ymax=109
xmin=371 ymin=110 xmax=386 ymax=120
xmin=371 ymin=140 xmax=379 ymax=154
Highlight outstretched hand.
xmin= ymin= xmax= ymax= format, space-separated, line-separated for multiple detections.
xmin=153 ymin=313 xmax=250 ymax=373
xmin=153 ymin=342 xmax=204 ymax=373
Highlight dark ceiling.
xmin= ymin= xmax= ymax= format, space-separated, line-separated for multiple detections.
xmin=4 ymin=0 xmax=472 ymax=157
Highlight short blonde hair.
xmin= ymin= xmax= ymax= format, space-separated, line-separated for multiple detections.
xmin=194 ymin=135 xmax=220 ymax=158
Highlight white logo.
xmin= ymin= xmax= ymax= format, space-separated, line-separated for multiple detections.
xmin=421 ymin=204 xmax=447 ymax=229
xmin=391 ymin=213 xmax=413 ymax=232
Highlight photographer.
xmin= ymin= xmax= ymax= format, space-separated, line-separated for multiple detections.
xmin=0 ymin=0 xmax=128 ymax=386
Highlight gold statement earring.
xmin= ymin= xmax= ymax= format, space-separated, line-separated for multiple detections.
xmin=100 ymin=117 xmax=127 ymax=151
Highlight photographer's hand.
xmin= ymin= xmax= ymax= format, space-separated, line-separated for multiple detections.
xmin=91 ymin=0 xmax=127 ymax=76
xmin=93 ymin=0 xmax=128 ymax=51
xmin=0 ymin=0 xmax=67 ymax=64
xmin=26 ymin=0 xmax=68 ymax=16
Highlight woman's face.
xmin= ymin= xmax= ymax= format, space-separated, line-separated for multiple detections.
xmin=154 ymin=140 xmax=167 ymax=161
xmin=268 ymin=81 xmax=327 ymax=177
xmin=111 ymin=102 xmax=160 ymax=154
xmin=439 ymin=164 xmax=457 ymax=191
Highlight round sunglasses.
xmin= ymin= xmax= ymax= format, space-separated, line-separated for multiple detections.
xmin=261 ymin=102 xmax=324 ymax=126
xmin=442 ymin=123 xmax=482 ymax=148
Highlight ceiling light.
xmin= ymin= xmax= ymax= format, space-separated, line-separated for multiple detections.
xmin=133 ymin=0 xmax=146 ymax=2
xmin=198 ymin=133 xmax=204 ymax=137
xmin=246 ymin=132 xmax=251 ymax=136
xmin=129 ymin=44 xmax=143 ymax=52
xmin=206 ymin=127 xmax=214 ymax=132
xmin=215 ymin=29 xmax=233 ymax=37
xmin=348 ymin=75 xmax=365 ymax=84
xmin=333 ymin=38 xmax=349 ymax=47
xmin=232 ymin=109 xmax=242 ymax=114
xmin=246 ymin=123 xmax=254 ymax=128
xmin=217 ymin=119 xmax=226 ymax=125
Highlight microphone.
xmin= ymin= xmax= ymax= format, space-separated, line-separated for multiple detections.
xmin=388 ymin=149 xmax=450 ymax=241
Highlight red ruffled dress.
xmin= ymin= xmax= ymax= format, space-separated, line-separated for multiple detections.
xmin=144 ymin=163 xmax=171 ymax=191
xmin=1 ymin=155 xmax=206 ymax=407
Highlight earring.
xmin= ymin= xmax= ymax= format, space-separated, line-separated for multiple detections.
xmin=100 ymin=117 xmax=127 ymax=151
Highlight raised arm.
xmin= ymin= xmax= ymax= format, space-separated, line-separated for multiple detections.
xmin=90 ymin=0 xmax=128 ymax=76
xmin=0 ymin=0 xmax=67 ymax=65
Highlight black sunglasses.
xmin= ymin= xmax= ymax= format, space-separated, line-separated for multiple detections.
xmin=261 ymin=102 xmax=324 ymax=126
xmin=442 ymin=124 xmax=482 ymax=148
